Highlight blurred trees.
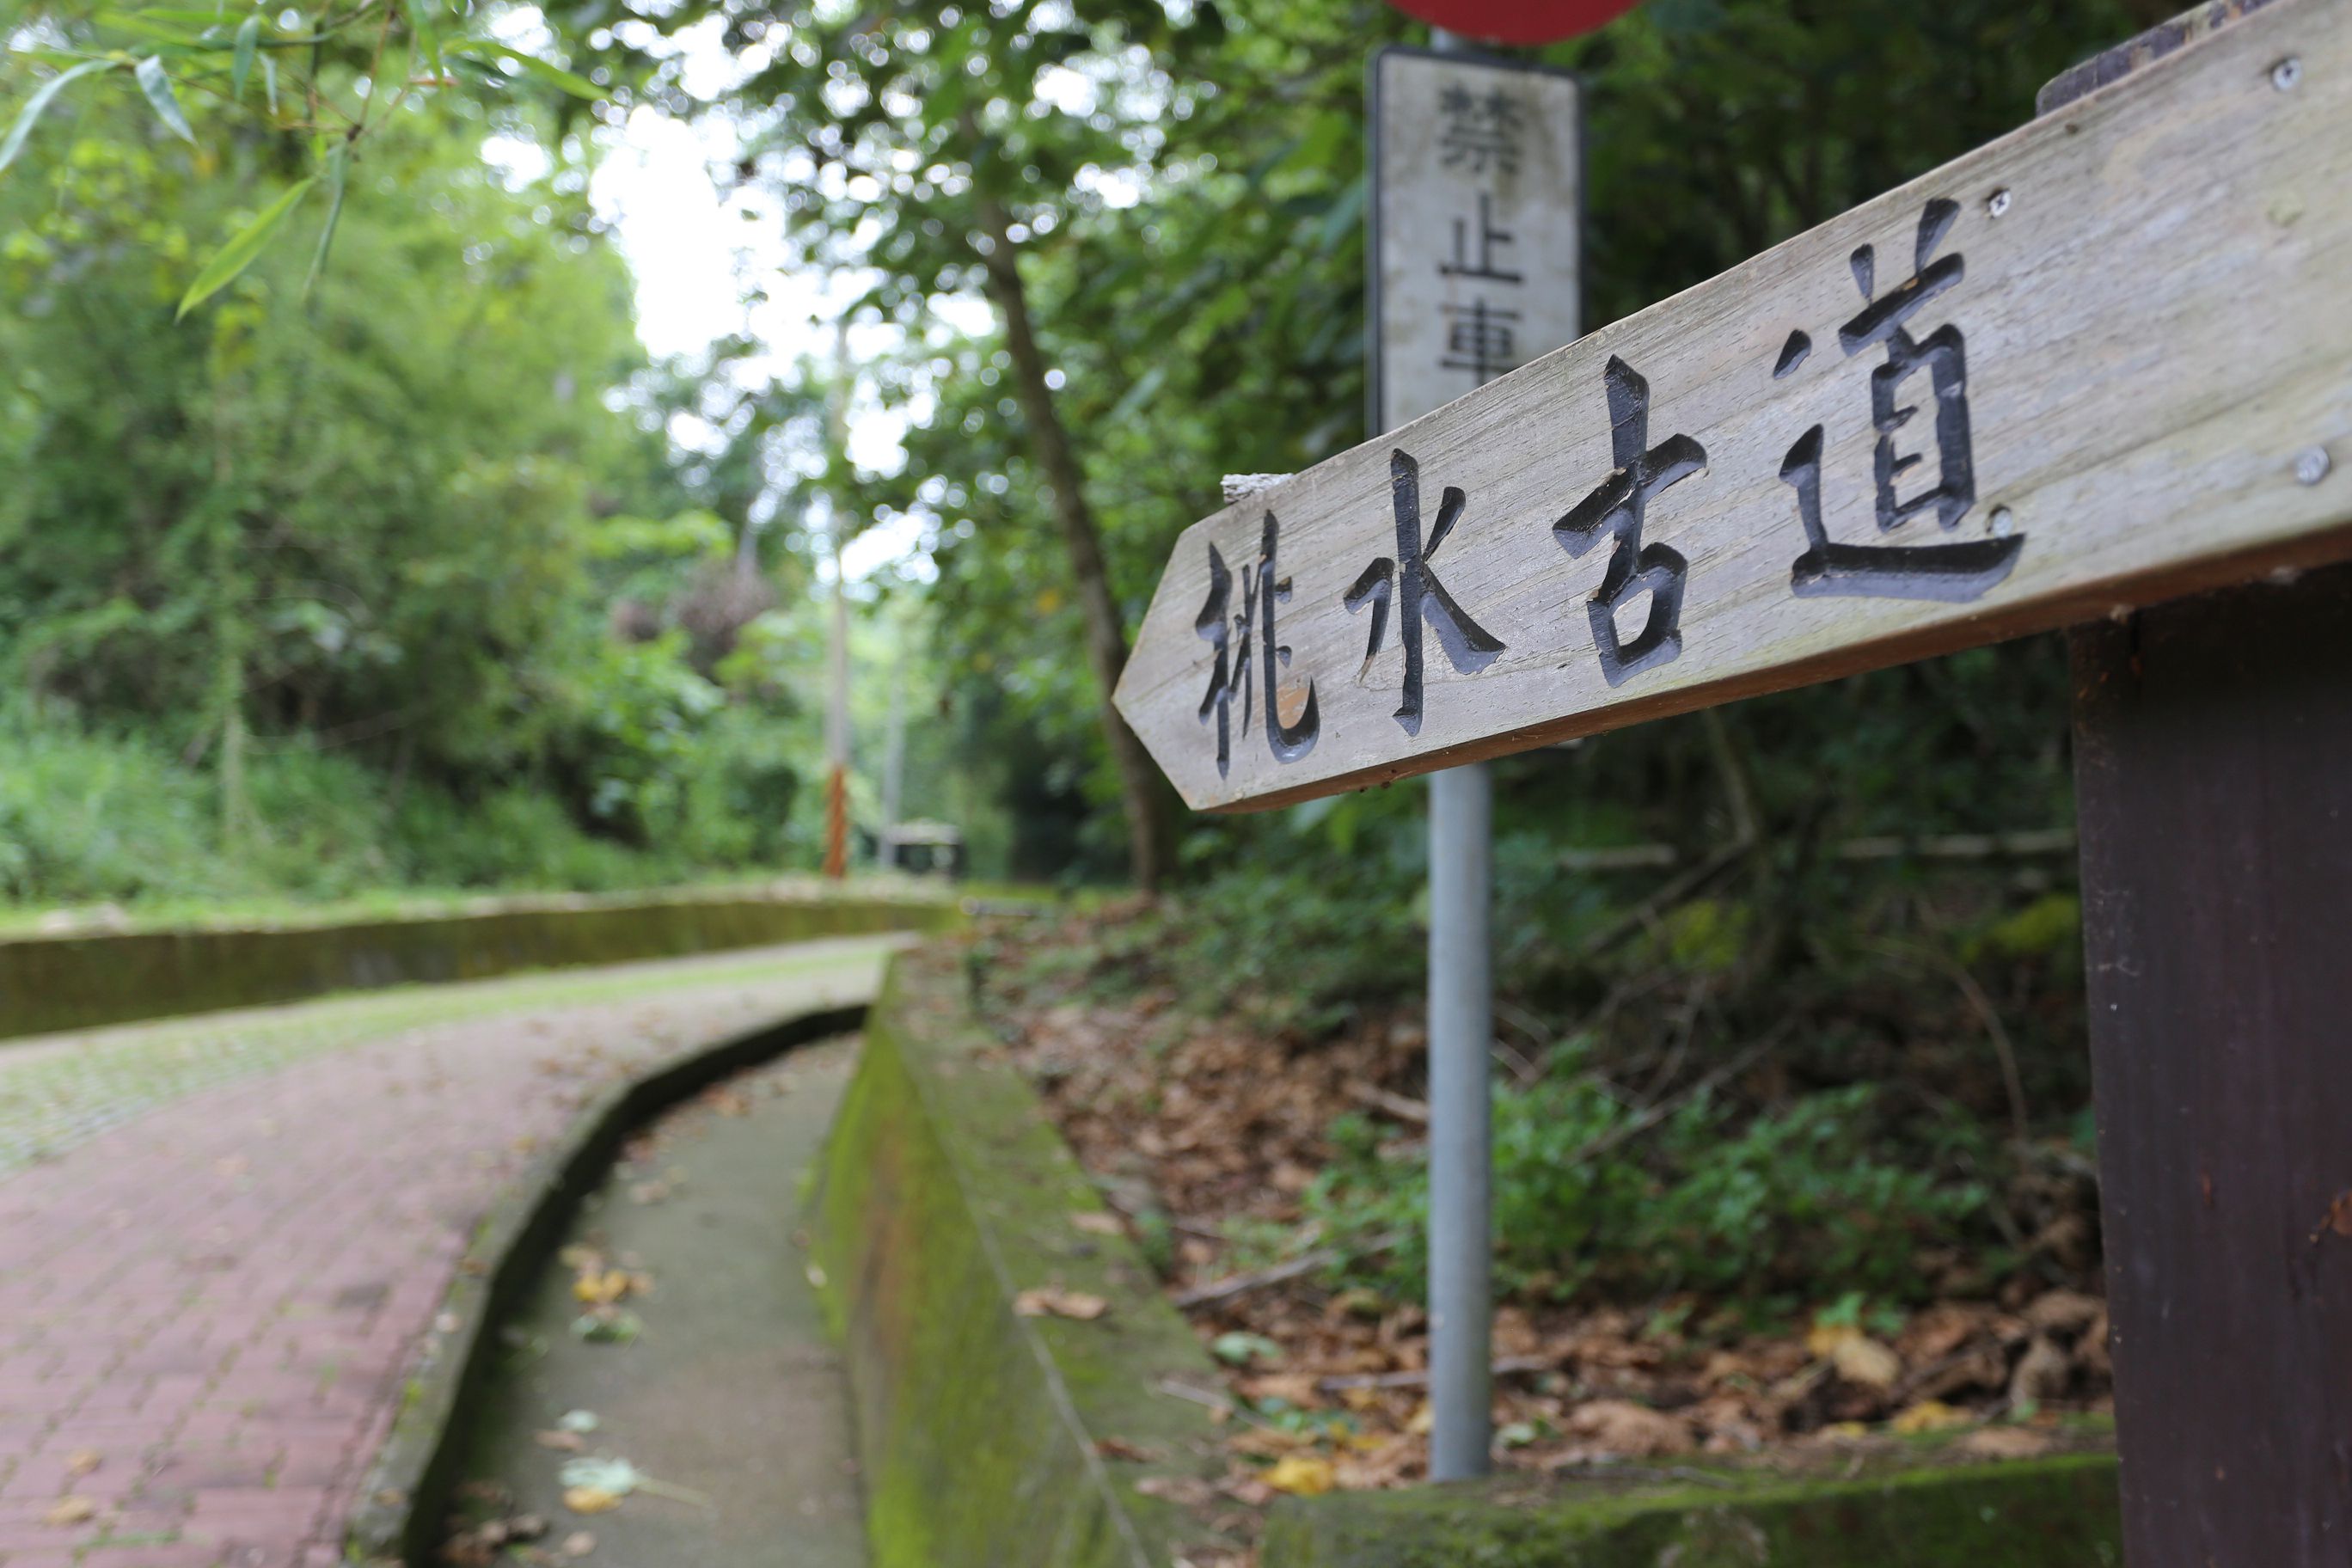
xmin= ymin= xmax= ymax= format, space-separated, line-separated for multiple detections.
xmin=0 ymin=41 xmax=821 ymax=902
xmin=2 ymin=0 xmax=2157 ymax=901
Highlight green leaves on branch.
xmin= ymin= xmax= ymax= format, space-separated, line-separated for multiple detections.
xmin=135 ymin=55 xmax=196 ymax=144
xmin=232 ymin=15 xmax=262 ymax=101
xmin=403 ymin=0 xmax=444 ymax=82
xmin=443 ymin=39 xmax=601 ymax=100
xmin=0 ymin=59 xmax=122 ymax=178
xmin=178 ymin=177 xmax=314 ymax=318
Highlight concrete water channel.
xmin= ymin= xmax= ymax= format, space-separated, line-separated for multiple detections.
xmin=447 ymin=1038 xmax=869 ymax=1567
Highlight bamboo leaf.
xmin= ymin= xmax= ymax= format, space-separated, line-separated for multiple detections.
xmin=402 ymin=0 xmax=442 ymax=78
xmin=444 ymin=39 xmax=598 ymax=99
xmin=261 ymin=53 xmax=279 ymax=114
xmin=232 ymin=13 xmax=261 ymax=98
xmin=178 ymin=176 xmax=313 ymax=318
xmin=135 ymin=56 xmax=197 ymax=144
xmin=303 ymin=145 xmax=349 ymax=298
xmin=0 ymin=59 xmax=119 ymax=178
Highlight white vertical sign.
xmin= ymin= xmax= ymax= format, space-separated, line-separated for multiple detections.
xmin=1371 ymin=48 xmax=1582 ymax=432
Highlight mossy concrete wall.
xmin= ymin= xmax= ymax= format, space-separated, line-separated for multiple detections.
xmin=1262 ymin=1448 xmax=2121 ymax=1567
xmin=808 ymin=944 xmax=1244 ymax=1568
xmin=0 ymin=889 xmax=954 ymax=1040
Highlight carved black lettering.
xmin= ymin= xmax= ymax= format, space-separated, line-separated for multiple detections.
xmin=1781 ymin=425 xmax=2021 ymax=602
xmin=1555 ymin=356 xmax=1706 ymax=687
xmin=1345 ymin=450 xmax=1507 ymax=736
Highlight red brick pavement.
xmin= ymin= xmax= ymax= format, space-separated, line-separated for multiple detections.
xmin=0 ymin=941 xmax=886 ymax=1568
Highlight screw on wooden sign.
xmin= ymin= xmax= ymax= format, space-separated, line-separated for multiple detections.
xmin=1113 ymin=0 xmax=2352 ymax=813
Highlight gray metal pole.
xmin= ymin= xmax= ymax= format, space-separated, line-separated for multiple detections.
xmin=1419 ymin=18 xmax=1493 ymax=1488
xmin=1426 ymin=757 xmax=1492 ymax=1480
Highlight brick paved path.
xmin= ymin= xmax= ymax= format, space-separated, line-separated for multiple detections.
xmin=0 ymin=937 xmax=897 ymax=1568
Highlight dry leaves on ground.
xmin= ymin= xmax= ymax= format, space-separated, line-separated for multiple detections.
xmin=978 ymin=913 xmax=2117 ymax=1498
xmin=1015 ymin=1287 xmax=1111 ymax=1320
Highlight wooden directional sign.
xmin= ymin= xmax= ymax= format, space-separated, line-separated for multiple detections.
xmin=1114 ymin=0 xmax=2352 ymax=813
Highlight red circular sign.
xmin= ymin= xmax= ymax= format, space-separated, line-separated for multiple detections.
xmin=1388 ymin=0 xmax=1642 ymax=45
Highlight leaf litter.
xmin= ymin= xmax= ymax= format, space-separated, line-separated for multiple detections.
xmin=975 ymin=909 xmax=2117 ymax=1510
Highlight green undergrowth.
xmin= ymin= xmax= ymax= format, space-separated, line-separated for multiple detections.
xmin=0 ymin=703 xmax=824 ymax=916
xmin=1306 ymin=1079 xmax=1998 ymax=1316
xmin=980 ymin=817 xmax=2098 ymax=1324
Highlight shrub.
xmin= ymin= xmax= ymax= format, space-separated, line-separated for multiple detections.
xmin=1305 ymin=1070 xmax=1996 ymax=1316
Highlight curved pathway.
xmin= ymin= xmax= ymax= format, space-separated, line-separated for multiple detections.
xmin=0 ymin=937 xmax=899 ymax=1568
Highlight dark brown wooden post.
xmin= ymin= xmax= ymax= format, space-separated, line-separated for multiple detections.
xmin=2055 ymin=12 xmax=2352 ymax=1563
xmin=2072 ymin=565 xmax=2352 ymax=1565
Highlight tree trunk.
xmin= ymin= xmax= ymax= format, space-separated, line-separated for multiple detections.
xmin=971 ymin=193 xmax=1173 ymax=891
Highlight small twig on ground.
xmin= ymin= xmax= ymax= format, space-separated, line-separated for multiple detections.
xmin=1345 ymin=1081 xmax=1430 ymax=1125
xmin=1172 ymin=1230 xmax=1406 ymax=1309
xmin=1562 ymin=1030 xmax=1785 ymax=1171
xmin=1873 ymin=940 xmax=2030 ymax=1146
xmin=1316 ymin=1353 xmax=1556 ymax=1393
xmin=1576 ymin=842 xmax=1750 ymax=961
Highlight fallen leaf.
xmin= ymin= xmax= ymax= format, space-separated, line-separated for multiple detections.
xmin=535 ymin=1430 xmax=587 ymax=1453
xmin=2021 ymin=1289 xmax=2104 ymax=1337
xmin=1210 ymin=1331 xmax=1283 ymax=1368
xmin=562 ymin=1486 xmax=622 ymax=1516
xmin=1069 ymin=1211 xmax=1125 ymax=1236
xmin=1828 ymin=1332 xmax=1902 ymax=1390
xmin=1014 ymin=1287 xmax=1110 ymax=1320
xmin=560 ymin=1531 xmax=597 ymax=1558
xmin=42 ymin=1498 xmax=97 ymax=1526
xmin=1093 ymin=1436 xmax=1162 ymax=1462
xmin=1957 ymin=1425 xmax=2051 ymax=1460
xmin=64 ymin=1449 xmax=101 ymax=1478
xmin=1135 ymin=1474 xmax=1217 ymax=1507
xmin=1890 ymin=1400 xmax=1970 ymax=1436
xmin=2008 ymin=1334 xmax=2072 ymax=1406
xmin=571 ymin=1309 xmax=641 ymax=1344
xmin=1263 ymin=1455 xmax=1336 ymax=1497
xmin=573 ymin=1269 xmax=633 ymax=1306
xmin=1565 ymin=1400 xmax=1695 ymax=1457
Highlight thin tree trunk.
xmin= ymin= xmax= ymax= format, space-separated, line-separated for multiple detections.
xmin=971 ymin=193 xmax=1171 ymax=891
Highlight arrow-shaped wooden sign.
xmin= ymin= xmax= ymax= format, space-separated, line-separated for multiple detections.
xmin=1113 ymin=0 xmax=2352 ymax=812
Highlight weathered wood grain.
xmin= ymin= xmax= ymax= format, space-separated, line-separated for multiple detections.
xmin=1114 ymin=0 xmax=2352 ymax=812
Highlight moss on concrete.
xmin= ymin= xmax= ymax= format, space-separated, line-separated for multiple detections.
xmin=814 ymin=943 xmax=2121 ymax=1568
xmin=808 ymin=944 xmax=1245 ymax=1568
xmin=0 ymin=889 xmax=954 ymax=1040
xmin=1260 ymin=1449 xmax=2120 ymax=1567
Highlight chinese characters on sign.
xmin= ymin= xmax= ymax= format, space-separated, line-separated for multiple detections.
xmin=1774 ymin=199 xmax=2025 ymax=601
xmin=1373 ymin=49 xmax=1582 ymax=435
xmin=1191 ymin=197 xmax=2026 ymax=778
xmin=1122 ymin=7 xmax=2346 ymax=812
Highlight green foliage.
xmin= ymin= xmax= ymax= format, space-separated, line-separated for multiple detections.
xmin=0 ymin=700 xmax=678 ymax=904
xmin=1308 ymin=1075 xmax=1999 ymax=1314
xmin=0 ymin=74 xmax=830 ymax=911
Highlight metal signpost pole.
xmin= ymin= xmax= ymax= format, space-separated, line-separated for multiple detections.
xmin=1418 ymin=26 xmax=1495 ymax=1488
xmin=823 ymin=321 xmax=854 ymax=881
xmin=1369 ymin=30 xmax=1583 ymax=1482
